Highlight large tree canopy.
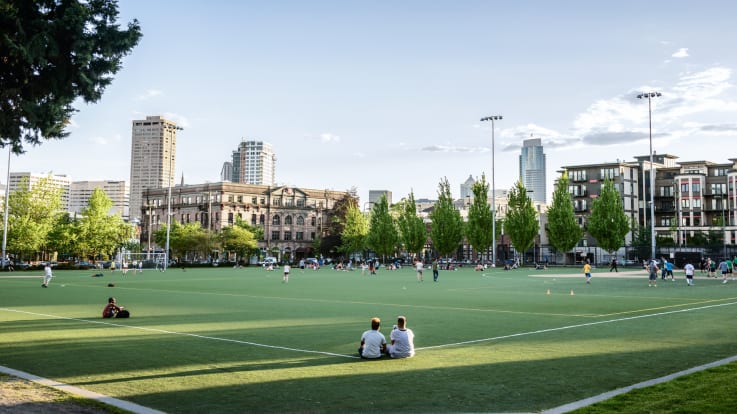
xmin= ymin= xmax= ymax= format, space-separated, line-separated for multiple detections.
xmin=0 ymin=0 xmax=141 ymax=152
xmin=430 ymin=177 xmax=464 ymax=257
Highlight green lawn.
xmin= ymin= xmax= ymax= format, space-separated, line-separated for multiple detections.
xmin=1 ymin=265 xmax=735 ymax=413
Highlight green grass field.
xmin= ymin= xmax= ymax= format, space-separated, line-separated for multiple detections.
xmin=1 ymin=264 xmax=735 ymax=413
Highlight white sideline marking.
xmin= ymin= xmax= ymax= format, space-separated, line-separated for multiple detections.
xmin=0 ymin=308 xmax=360 ymax=359
xmin=416 ymin=300 xmax=737 ymax=350
xmin=0 ymin=365 xmax=165 ymax=414
xmin=541 ymin=355 xmax=737 ymax=413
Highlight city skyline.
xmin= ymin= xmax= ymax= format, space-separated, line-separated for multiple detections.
xmin=7 ymin=1 xmax=737 ymax=204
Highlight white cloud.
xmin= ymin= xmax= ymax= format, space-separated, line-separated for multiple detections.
xmin=163 ymin=112 xmax=191 ymax=128
xmin=672 ymin=48 xmax=689 ymax=58
xmin=421 ymin=145 xmax=488 ymax=153
xmin=136 ymin=89 xmax=163 ymax=101
xmin=88 ymin=134 xmax=121 ymax=145
xmin=319 ymin=133 xmax=340 ymax=143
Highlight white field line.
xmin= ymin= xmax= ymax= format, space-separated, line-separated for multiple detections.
xmin=0 ymin=365 xmax=165 ymax=414
xmin=0 ymin=308 xmax=360 ymax=359
xmin=416 ymin=300 xmax=737 ymax=350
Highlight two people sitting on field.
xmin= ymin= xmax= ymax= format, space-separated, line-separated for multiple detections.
xmin=358 ymin=316 xmax=414 ymax=359
xmin=102 ymin=297 xmax=130 ymax=318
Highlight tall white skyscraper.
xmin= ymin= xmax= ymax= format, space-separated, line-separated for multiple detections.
xmin=129 ymin=115 xmax=181 ymax=221
xmin=519 ymin=138 xmax=546 ymax=204
xmin=231 ymin=140 xmax=275 ymax=185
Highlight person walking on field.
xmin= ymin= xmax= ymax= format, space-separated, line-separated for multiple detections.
xmin=583 ymin=260 xmax=592 ymax=284
xmin=648 ymin=259 xmax=659 ymax=287
xmin=432 ymin=258 xmax=439 ymax=282
xmin=282 ymin=263 xmax=290 ymax=283
xmin=415 ymin=259 xmax=424 ymax=282
xmin=684 ymin=261 xmax=695 ymax=286
xmin=609 ymin=258 xmax=618 ymax=272
xmin=719 ymin=259 xmax=729 ymax=284
xmin=42 ymin=264 xmax=53 ymax=287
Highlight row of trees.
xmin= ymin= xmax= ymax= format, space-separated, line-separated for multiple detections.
xmin=338 ymin=172 xmax=632 ymax=264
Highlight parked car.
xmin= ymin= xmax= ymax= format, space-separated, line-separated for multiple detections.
xmin=74 ymin=261 xmax=96 ymax=269
xmin=15 ymin=261 xmax=31 ymax=270
xmin=304 ymin=257 xmax=319 ymax=266
xmin=259 ymin=257 xmax=278 ymax=266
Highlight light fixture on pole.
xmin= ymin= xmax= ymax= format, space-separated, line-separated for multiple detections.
xmin=637 ymin=92 xmax=661 ymax=262
xmin=164 ymin=124 xmax=183 ymax=271
xmin=480 ymin=115 xmax=502 ymax=267
xmin=1 ymin=148 xmax=11 ymax=269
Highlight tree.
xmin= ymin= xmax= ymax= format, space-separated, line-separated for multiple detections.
xmin=546 ymin=170 xmax=582 ymax=258
xmin=505 ymin=180 xmax=538 ymax=257
xmin=318 ymin=194 xmax=356 ymax=257
xmin=430 ymin=177 xmax=464 ymax=258
xmin=466 ymin=174 xmax=493 ymax=261
xmin=587 ymin=178 xmax=630 ymax=254
xmin=154 ymin=221 xmax=209 ymax=261
xmin=366 ymin=194 xmax=398 ymax=262
xmin=397 ymin=191 xmax=426 ymax=259
xmin=221 ymin=221 xmax=258 ymax=262
xmin=75 ymin=188 xmax=129 ymax=259
xmin=6 ymin=176 xmax=62 ymax=259
xmin=0 ymin=0 xmax=142 ymax=152
xmin=341 ymin=202 xmax=368 ymax=258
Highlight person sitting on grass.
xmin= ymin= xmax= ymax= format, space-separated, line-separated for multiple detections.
xmin=102 ymin=297 xmax=129 ymax=318
xmin=387 ymin=316 xmax=415 ymax=359
xmin=358 ymin=317 xmax=386 ymax=359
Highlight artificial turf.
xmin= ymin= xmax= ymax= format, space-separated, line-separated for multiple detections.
xmin=1 ymin=264 xmax=735 ymax=413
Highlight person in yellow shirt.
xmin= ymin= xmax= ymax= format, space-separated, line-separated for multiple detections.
xmin=583 ymin=260 xmax=592 ymax=284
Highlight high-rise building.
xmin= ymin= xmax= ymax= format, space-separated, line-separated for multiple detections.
xmin=220 ymin=162 xmax=233 ymax=182
xmin=129 ymin=115 xmax=181 ymax=222
xmin=368 ymin=190 xmax=392 ymax=209
xmin=231 ymin=140 xmax=275 ymax=185
xmin=519 ymin=138 xmax=546 ymax=204
xmin=460 ymin=175 xmax=475 ymax=201
xmin=69 ymin=180 xmax=129 ymax=219
xmin=9 ymin=172 xmax=71 ymax=211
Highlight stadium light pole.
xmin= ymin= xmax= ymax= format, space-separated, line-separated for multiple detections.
xmin=481 ymin=115 xmax=502 ymax=267
xmin=164 ymin=124 xmax=183 ymax=271
xmin=1 ymin=148 xmax=10 ymax=270
xmin=637 ymin=92 xmax=660 ymax=262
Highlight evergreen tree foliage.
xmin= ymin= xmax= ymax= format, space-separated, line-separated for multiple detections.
xmin=587 ymin=178 xmax=630 ymax=253
xmin=466 ymin=174 xmax=493 ymax=259
xmin=0 ymin=0 xmax=142 ymax=152
xmin=341 ymin=202 xmax=368 ymax=257
xmin=430 ymin=177 xmax=464 ymax=257
xmin=397 ymin=191 xmax=426 ymax=258
xmin=546 ymin=170 xmax=582 ymax=255
xmin=505 ymin=180 xmax=538 ymax=255
xmin=366 ymin=194 xmax=398 ymax=260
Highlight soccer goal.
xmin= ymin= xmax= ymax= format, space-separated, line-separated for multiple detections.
xmin=116 ymin=252 xmax=169 ymax=271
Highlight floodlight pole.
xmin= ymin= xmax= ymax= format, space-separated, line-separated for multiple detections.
xmin=637 ymin=92 xmax=660 ymax=262
xmin=1 ymin=148 xmax=10 ymax=269
xmin=481 ymin=115 xmax=502 ymax=267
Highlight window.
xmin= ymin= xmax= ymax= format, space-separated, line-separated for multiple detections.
xmin=310 ymin=232 xmax=316 ymax=240
xmin=296 ymin=199 xmax=305 ymax=207
xmin=260 ymin=214 xmax=265 ymax=225
xmin=284 ymin=216 xmax=293 ymax=225
xmin=296 ymin=232 xmax=304 ymax=240
xmin=251 ymin=214 xmax=257 ymax=225
xmin=285 ymin=198 xmax=294 ymax=207
xmin=692 ymin=183 xmax=701 ymax=193
xmin=260 ymin=197 xmax=266 ymax=205
xmin=283 ymin=232 xmax=292 ymax=241
xmin=311 ymin=216 xmax=317 ymax=226
xmin=252 ymin=197 xmax=257 ymax=204
xmin=661 ymin=217 xmax=673 ymax=226
xmin=296 ymin=216 xmax=304 ymax=225
xmin=273 ymin=197 xmax=281 ymax=206
xmin=228 ymin=213 xmax=234 ymax=225
xmin=272 ymin=215 xmax=281 ymax=225
xmin=681 ymin=199 xmax=690 ymax=208
xmin=271 ymin=231 xmax=280 ymax=240
xmin=570 ymin=170 xmax=587 ymax=181
xmin=693 ymin=199 xmax=702 ymax=208
xmin=237 ymin=195 xmax=243 ymax=203
xmin=600 ymin=168 xmax=618 ymax=180
xmin=680 ymin=184 xmax=689 ymax=194
xmin=711 ymin=183 xmax=727 ymax=195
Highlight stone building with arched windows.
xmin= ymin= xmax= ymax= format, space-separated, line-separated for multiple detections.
xmin=140 ymin=182 xmax=351 ymax=262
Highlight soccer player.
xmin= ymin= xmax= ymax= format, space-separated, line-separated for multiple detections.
xmin=42 ymin=264 xmax=53 ymax=287
xmin=282 ymin=263 xmax=290 ymax=283
xmin=684 ymin=261 xmax=695 ymax=286
xmin=583 ymin=260 xmax=592 ymax=284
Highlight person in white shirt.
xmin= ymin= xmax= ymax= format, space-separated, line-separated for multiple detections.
xmin=684 ymin=261 xmax=695 ymax=286
xmin=282 ymin=263 xmax=291 ymax=283
xmin=42 ymin=264 xmax=53 ymax=287
xmin=415 ymin=259 xmax=424 ymax=282
xmin=387 ymin=316 xmax=415 ymax=358
xmin=358 ymin=317 xmax=386 ymax=359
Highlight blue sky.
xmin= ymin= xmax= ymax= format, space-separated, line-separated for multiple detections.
xmin=12 ymin=0 xmax=737 ymax=204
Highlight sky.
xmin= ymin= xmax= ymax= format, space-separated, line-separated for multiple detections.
xmin=10 ymin=0 xmax=737 ymax=205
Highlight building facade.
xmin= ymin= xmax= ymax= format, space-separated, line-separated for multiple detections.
xmin=519 ymin=138 xmax=546 ymax=204
xmin=129 ymin=115 xmax=181 ymax=224
xmin=231 ymin=140 xmax=275 ymax=185
xmin=69 ymin=180 xmax=129 ymax=218
xmin=140 ymin=182 xmax=350 ymax=261
xmin=368 ymin=190 xmax=392 ymax=209
xmin=9 ymin=172 xmax=71 ymax=211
